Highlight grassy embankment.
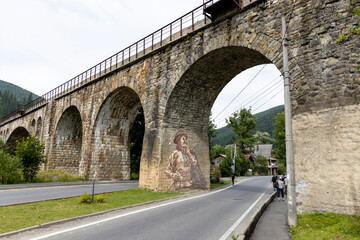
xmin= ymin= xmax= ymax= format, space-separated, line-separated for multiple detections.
xmin=291 ymin=212 xmax=360 ymax=240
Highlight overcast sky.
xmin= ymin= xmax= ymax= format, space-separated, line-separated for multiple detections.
xmin=0 ymin=0 xmax=284 ymax=128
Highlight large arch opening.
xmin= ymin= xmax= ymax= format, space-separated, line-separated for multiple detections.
xmin=50 ymin=106 xmax=82 ymax=174
xmin=90 ymin=87 xmax=144 ymax=181
xmin=6 ymin=127 xmax=30 ymax=154
xmin=161 ymin=46 xmax=274 ymax=192
xmin=36 ymin=117 xmax=42 ymax=136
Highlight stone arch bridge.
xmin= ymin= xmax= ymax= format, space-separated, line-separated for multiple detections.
xmin=0 ymin=0 xmax=359 ymax=215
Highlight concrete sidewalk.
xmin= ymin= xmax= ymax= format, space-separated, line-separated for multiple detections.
xmin=250 ymin=193 xmax=291 ymax=240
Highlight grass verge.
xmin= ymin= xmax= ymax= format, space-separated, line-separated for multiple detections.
xmin=291 ymin=212 xmax=360 ymax=240
xmin=210 ymin=180 xmax=232 ymax=190
xmin=0 ymin=188 xmax=180 ymax=234
xmin=0 ymin=181 xmax=231 ymax=234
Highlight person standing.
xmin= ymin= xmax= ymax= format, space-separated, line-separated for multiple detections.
xmin=231 ymin=170 xmax=235 ymax=185
xmin=283 ymin=174 xmax=288 ymax=195
xmin=277 ymin=177 xmax=285 ymax=201
xmin=271 ymin=173 xmax=277 ymax=191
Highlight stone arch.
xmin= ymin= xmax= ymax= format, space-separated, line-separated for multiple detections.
xmin=89 ymin=86 xmax=143 ymax=180
xmin=36 ymin=117 xmax=42 ymax=136
xmin=6 ymin=127 xmax=30 ymax=154
xmin=159 ymin=46 xmax=271 ymax=192
xmin=49 ymin=106 xmax=82 ymax=174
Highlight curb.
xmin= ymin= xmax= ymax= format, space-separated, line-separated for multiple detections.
xmin=232 ymin=191 xmax=277 ymax=240
xmin=0 ymin=180 xmax=137 ymax=190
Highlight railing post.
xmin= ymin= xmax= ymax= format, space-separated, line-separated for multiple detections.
xmin=160 ymin=29 xmax=163 ymax=46
xmin=152 ymin=34 xmax=154 ymax=50
xmin=136 ymin=43 xmax=138 ymax=58
xmin=143 ymin=38 xmax=146 ymax=55
xmin=180 ymin=18 xmax=183 ymax=36
xmin=122 ymin=51 xmax=124 ymax=65
xmin=170 ymin=24 xmax=172 ymax=41
xmin=116 ymin=54 xmax=118 ymax=68
xmin=192 ymin=11 xmax=194 ymax=30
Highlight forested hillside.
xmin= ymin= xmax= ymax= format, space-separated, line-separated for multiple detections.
xmin=0 ymin=80 xmax=38 ymax=119
xmin=212 ymin=105 xmax=284 ymax=146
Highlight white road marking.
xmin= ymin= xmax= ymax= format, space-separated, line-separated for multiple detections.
xmin=218 ymin=185 xmax=271 ymax=240
xmin=31 ymin=178 xmax=252 ymax=240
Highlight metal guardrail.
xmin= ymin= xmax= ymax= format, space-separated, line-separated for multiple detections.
xmin=1 ymin=0 xmax=250 ymax=125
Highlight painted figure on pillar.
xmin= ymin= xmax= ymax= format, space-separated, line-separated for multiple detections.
xmin=165 ymin=132 xmax=207 ymax=191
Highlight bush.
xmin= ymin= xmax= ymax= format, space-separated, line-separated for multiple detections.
xmin=0 ymin=150 xmax=23 ymax=184
xmin=210 ymin=168 xmax=221 ymax=183
xmin=95 ymin=194 xmax=106 ymax=203
xmin=80 ymin=193 xmax=92 ymax=204
xmin=131 ymin=172 xmax=139 ymax=180
xmin=15 ymin=136 xmax=46 ymax=182
xmin=80 ymin=193 xmax=106 ymax=204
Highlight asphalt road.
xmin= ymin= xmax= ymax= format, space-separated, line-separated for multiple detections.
xmin=19 ymin=176 xmax=273 ymax=240
xmin=0 ymin=181 xmax=139 ymax=206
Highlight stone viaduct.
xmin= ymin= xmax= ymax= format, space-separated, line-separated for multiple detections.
xmin=0 ymin=0 xmax=359 ymax=215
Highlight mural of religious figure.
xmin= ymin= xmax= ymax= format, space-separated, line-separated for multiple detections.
xmin=165 ymin=132 xmax=207 ymax=191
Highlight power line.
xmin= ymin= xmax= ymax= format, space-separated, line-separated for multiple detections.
xmin=213 ymin=64 xmax=267 ymax=120
xmin=215 ymin=77 xmax=284 ymax=126
xmin=219 ymin=75 xmax=282 ymax=120
xmin=252 ymin=88 xmax=284 ymax=113
xmin=247 ymin=82 xmax=283 ymax=109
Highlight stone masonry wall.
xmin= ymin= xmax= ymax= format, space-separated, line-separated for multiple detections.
xmin=0 ymin=0 xmax=359 ymax=215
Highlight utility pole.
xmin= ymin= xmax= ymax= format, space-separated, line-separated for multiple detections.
xmin=282 ymin=15 xmax=297 ymax=227
xmin=231 ymin=144 xmax=236 ymax=173
xmin=233 ymin=144 xmax=236 ymax=172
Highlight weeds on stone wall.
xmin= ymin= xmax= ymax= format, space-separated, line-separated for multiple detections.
xmin=337 ymin=7 xmax=360 ymax=70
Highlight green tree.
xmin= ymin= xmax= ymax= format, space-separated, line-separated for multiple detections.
xmin=273 ymin=112 xmax=286 ymax=166
xmin=0 ymin=150 xmax=23 ymax=184
xmin=129 ymin=109 xmax=145 ymax=179
xmin=219 ymin=155 xmax=233 ymax=177
xmin=277 ymin=163 xmax=286 ymax=175
xmin=253 ymin=131 xmax=274 ymax=144
xmin=208 ymin=113 xmax=218 ymax=156
xmin=238 ymin=156 xmax=250 ymax=176
xmin=15 ymin=136 xmax=46 ymax=182
xmin=210 ymin=145 xmax=230 ymax=161
xmin=226 ymin=108 xmax=257 ymax=155
xmin=255 ymin=154 xmax=269 ymax=175
xmin=0 ymin=138 xmax=10 ymax=154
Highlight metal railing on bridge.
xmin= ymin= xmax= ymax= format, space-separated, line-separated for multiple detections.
xmin=0 ymin=0 xmax=247 ymax=126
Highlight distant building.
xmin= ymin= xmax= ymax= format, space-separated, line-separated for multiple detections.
xmin=253 ymin=144 xmax=278 ymax=175
xmin=212 ymin=154 xmax=226 ymax=170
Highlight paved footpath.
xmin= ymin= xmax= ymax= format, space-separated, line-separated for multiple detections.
xmin=250 ymin=194 xmax=291 ymax=240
